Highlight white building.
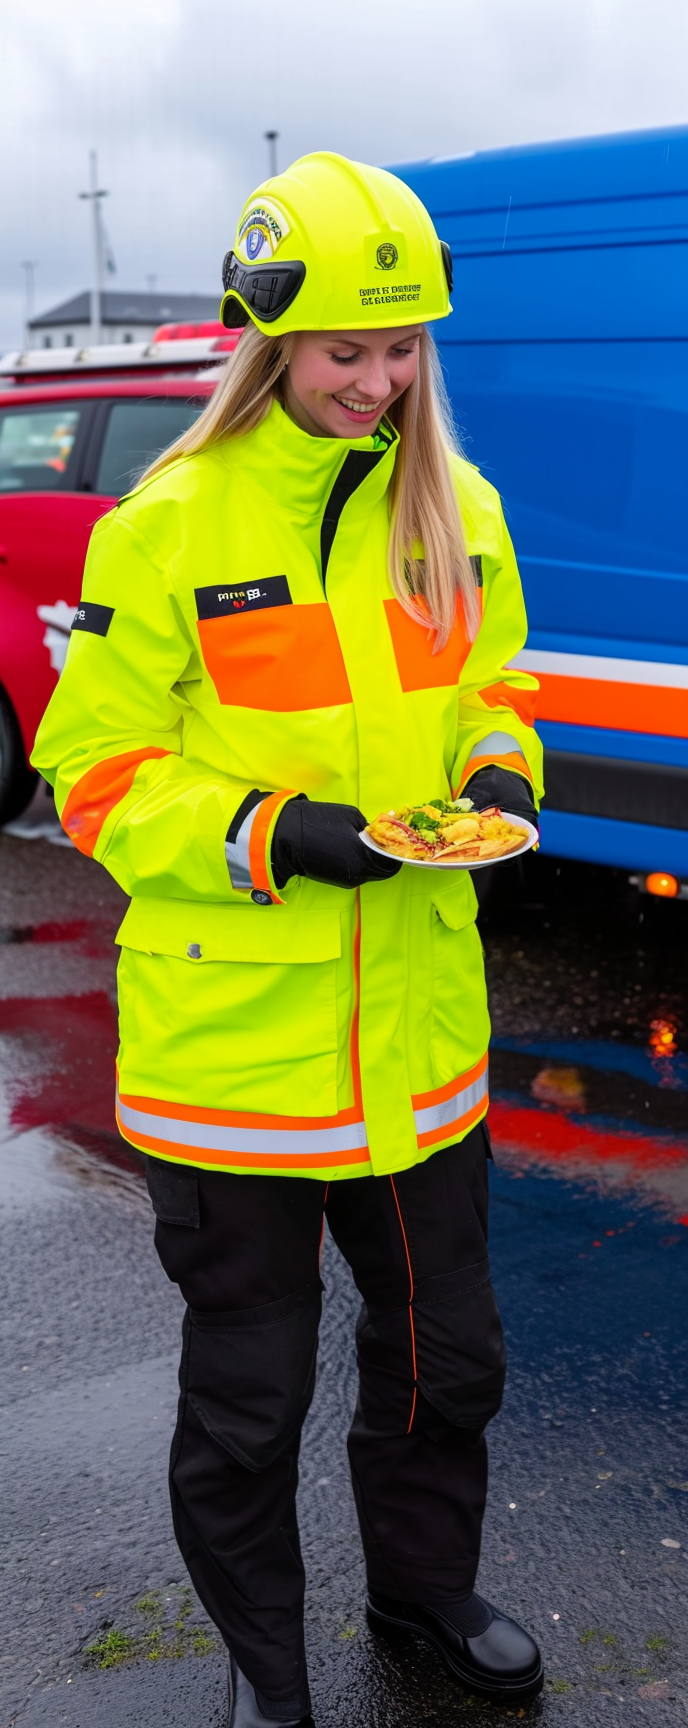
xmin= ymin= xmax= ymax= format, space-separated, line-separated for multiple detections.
xmin=28 ymin=290 xmax=220 ymax=348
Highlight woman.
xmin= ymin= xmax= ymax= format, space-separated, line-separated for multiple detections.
xmin=34 ymin=152 xmax=545 ymax=1725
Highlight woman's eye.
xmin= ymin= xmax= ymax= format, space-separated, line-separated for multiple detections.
xmin=330 ymin=353 xmax=358 ymax=365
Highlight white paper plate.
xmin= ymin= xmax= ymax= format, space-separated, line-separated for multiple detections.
xmin=360 ymin=813 xmax=538 ymax=871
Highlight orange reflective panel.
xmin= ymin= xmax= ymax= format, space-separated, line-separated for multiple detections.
xmin=479 ymin=681 xmax=538 ymax=727
xmin=384 ymin=597 xmax=472 ymax=692
xmin=61 ymin=747 xmax=170 ymax=857
xmin=198 ymin=604 xmax=352 ymax=711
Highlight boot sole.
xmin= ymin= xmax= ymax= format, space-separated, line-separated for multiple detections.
xmin=366 ymin=1600 xmax=545 ymax=1703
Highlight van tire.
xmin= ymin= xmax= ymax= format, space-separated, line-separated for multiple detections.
xmin=0 ymin=688 xmax=38 ymax=826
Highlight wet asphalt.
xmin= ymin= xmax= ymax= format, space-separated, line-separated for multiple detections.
xmin=1 ymin=823 xmax=687 ymax=1728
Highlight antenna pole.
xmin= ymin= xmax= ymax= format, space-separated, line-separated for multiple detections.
xmin=264 ymin=131 xmax=279 ymax=178
xmin=20 ymin=261 xmax=37 ymax=348
xmin=79 ymin=150 xmax=108 ymax=344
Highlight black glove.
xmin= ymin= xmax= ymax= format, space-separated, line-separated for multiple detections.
xmin=272 ymin=797 xmax=402 ymax=890
xmin=463 ymin=765 xmax=537 ymax=826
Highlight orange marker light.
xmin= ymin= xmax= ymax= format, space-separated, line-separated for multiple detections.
xmin=645 ymin=872 xmax=679 ymax=898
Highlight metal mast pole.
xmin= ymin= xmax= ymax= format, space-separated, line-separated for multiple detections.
xmin=79 ymin=150 xmax=108 ymax=345
xmin=264 ymin=131 xmax=279 ymax=178
xmin=20 ymin=261 xmax=37 ymax=348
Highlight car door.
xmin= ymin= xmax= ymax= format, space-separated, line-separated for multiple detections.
xmin=0 ymin=391 xmax=205 ymax=765
xmin=0 ymin=398 xmax=111 ymax=760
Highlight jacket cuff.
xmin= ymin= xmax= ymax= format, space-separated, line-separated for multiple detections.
xmin=225 ymin=790 xmax=297 ymax=905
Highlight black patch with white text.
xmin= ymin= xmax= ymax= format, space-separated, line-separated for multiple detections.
xmin=71 ymin=601 xmax=114 ymax=637
xmin=195 ymin=576 xmax=291 ymax=620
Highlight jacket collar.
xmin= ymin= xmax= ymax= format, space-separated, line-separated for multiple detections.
xmin=234 ymin=397 xmax=399 ymax=523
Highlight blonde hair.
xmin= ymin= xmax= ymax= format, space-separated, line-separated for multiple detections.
xmin=143 ymin=323 xmax=479 ymax=646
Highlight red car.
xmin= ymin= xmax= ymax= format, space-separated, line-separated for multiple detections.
xmin=0 ymin=340 xmax=230 ymax=822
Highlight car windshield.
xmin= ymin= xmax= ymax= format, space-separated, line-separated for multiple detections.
xmin=95 ymin=398 xmax=204 ymax=496
xmin=0 ymin=407 xmax=82 ymax=492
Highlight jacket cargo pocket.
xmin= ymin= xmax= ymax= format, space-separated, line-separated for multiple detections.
xmin=116 ymin=900 xmax=342 ymax=1119
xmin=429 ymin=876 xmax=490 ymax=1084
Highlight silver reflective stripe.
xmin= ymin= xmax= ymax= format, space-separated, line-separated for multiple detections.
xmin=225 ymin=801 xmax=263 ymax=891
xmin=413 ymin=1068 xmax=488 ymax=1137
xmin=467 ymin=731 xmax=523 ymax=760
xmin=117 ymin=1095 xmax=369 ymax=1158
xmin=510 ymin=649 xmax=688 ymax=688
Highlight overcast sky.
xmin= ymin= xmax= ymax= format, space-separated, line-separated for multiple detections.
xmin=1 ymin=0 xmax=687 ymax=350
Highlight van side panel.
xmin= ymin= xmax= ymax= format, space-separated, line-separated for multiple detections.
xmin=393 ymin=128 xmax=688 ymax=876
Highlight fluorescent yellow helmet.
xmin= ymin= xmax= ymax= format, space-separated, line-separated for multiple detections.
xmin=220 ymin=151 xmax=453 ymax=336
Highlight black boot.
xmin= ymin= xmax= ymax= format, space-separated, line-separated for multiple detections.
xmin=366 ymin=1591 xmax=544 ymax=1703
xmin=227 ymin=1655 xmax=315 ymax=1727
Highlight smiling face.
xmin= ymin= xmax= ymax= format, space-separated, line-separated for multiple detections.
xmin=282 ymin=326 xmax=423 ymax=438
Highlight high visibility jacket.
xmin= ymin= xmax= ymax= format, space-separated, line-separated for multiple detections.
xmin=33 ymin=399 xmax=543 ymax=1181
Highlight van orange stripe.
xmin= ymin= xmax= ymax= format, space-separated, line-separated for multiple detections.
xmin=248 ymin=790 xmax=294 ymax=896
xmin=116 ymin=1116 xmax=371 ymax=1170
xmin=479 ymin=682 xmax=538 ymax=726
xmin=61 ymin=747 xmax=170 ymax=856
xmin=535 ymin=672 xmax=687 ymax=737
xmin=411 ymin=1052 xmax=488 ymax=1112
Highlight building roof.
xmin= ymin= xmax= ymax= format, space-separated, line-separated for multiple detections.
xmin=29 ymin=291 xmax=220 ymax=329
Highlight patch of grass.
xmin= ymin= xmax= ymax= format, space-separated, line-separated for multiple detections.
xmin=84 ymin=1629 xmax=137 ymax=1670
xmin=602 ymin=1634 xmax=618 ymax=1647
xmin=135 ymin=1591 xmax=162 ymax=1616
xmin=192 ymin=1631 xmax=215 ymax=1655
xmin=338 ymin=1624 xmax=358 ymax=1640
xmin=646 ymin=1635 xmax=670 ymax=1652
xmin=548 ymin=1679 xmax=572 ymax=1694
xmin=579 ymin=1629 xmax=596 ymax=1645
xmin=82 ymin=1583 xmax=220 ymax=1671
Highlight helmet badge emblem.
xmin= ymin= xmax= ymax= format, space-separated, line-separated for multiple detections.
xmin=376 ymin=242 xmax=398 ymax=271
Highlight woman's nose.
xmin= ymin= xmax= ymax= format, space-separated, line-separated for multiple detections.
xmin=353 ymin=363 xmax=390 ymax=401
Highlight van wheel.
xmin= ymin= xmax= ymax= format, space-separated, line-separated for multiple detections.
xmin=0 ymin=688 xmax=38 ymax=826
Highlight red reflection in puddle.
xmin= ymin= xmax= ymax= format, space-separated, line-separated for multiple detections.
xmin=1 ymin=920 xmax=114 ymax=959
xmin=490 ymin=1098 xmax=688 ymax=1223
xmin=0 ymin=992 xmax=140 ymax=1174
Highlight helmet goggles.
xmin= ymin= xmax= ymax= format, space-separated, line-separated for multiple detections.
xmin=221 ymin=252 xmax=306 ymax=328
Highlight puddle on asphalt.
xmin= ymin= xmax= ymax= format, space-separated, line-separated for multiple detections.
xmin=0 ymin=853 xmax=686 ymax=1230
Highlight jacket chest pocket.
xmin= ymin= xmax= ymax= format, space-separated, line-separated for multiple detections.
xmin=116 ymin=902 xmax=342 ymax=1118
xmin=197 ymin=604 xmax=352 ymax=712
xmin=383 ymin=597 xmax=474 ymax=692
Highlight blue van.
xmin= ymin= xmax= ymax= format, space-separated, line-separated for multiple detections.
xmin=392 ymin=127 xmax=688 ymax=884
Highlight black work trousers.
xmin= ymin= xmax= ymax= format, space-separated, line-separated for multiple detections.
xmin=147 ymin=1124 xmax=506 ymax=1702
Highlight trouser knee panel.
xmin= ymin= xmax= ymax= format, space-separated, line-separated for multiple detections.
xmin=180 ymin=1282 xmax=322 ymax=1472
xmin=356 ymin=1257 xmax=506 ymax=1435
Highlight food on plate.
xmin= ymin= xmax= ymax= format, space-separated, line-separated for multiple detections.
xmin=365 ymin=798 xmax=529 ymax=863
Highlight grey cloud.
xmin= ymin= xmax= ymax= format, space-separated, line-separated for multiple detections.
xmin=1 ymin=0 xmax=687 ymax=349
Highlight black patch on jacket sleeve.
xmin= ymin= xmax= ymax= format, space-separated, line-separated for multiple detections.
xmin=71 ymin=601 xmax=114 ymax=637
xmin=470 ymin=555 xmax=483 ymax=587
xmin=195 ymin=576 xmax=291 ymax=620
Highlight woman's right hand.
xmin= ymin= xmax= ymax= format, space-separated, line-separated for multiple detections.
xmin=272 ymin=797 xmax=402 ymax=890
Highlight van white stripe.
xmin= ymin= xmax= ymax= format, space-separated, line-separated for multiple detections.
xmin=413 ymin=1070 xmax=488 ymax=1136
xmin=467 ymin=731 xmax=524 ymax=759
xmin=117 ymin=1095 xmax=368 ymax=1157
xmin=225 ymin=802 xmax=263 ymax=891
xmin=510 ymin=650 xmax=688 ymax=689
